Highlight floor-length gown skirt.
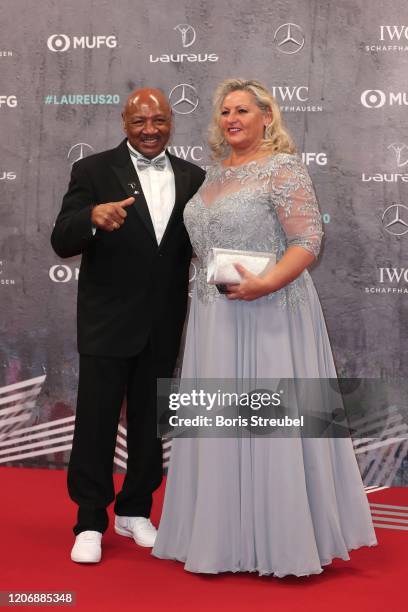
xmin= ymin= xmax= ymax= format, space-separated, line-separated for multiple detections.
xmin=153 ymin=273 xmax=377 ymax=576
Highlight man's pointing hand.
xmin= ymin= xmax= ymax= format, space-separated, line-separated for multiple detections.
xmin=91 ymin=197 xmax=135 ymax=232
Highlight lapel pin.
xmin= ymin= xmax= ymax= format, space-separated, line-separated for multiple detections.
xmin=128 ymin=183 xmax=140 ymax=195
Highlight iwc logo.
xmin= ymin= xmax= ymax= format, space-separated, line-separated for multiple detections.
xmin=269 ymin=86 xmax=322 ymax=113
xmin=149 ymin=23 xmax=218 ymax=63
xmin=167 ymin=145 xmax=204 ymax=162
xmin=0 ymin=260 xmax=15 ymax=286
xmin=273 ymin=23 xmax=305 ymax=54
xmin=365 ymin=265 xmax=408 ymax=295
xmin=365 ymin=26 xmax=408 ymax=53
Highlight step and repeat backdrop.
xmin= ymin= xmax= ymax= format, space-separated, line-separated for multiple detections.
xmin=0 ymin=0 xmax=407 ymax=485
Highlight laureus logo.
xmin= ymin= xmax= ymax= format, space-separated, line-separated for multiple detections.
xmin=149 ymin=23 xmax=218 ymax=63
xmin=174 ymin=24 xmax=196 ymax=48
xmin=388 ymin=143 xmax=408 ymax=167
xmin=0 ymin=171 xmax=16 ymax=180
xmin=361 ymin=143 xmax=408 ymax=183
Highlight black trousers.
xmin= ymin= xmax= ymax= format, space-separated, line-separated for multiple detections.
xmin=68 ymin=341 xmax=165 ymax=535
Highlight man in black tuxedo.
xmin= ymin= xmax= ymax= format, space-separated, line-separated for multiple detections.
xmin=51 ymin=88 xmax=205 ymax=563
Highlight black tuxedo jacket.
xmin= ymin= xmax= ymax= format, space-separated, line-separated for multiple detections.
xmin=51 ymin=139 xmax=205 ymax=361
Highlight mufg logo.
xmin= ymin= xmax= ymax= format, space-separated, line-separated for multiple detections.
xmin=361 ymin=89 xmax=408 ymax=108
xmin=0 ymin=95 xmax=17 ymax=108
xmin=47 ymin=34 xmax=117 ymax=52
xmin=49 ymin=265 xmax=79 ymax=282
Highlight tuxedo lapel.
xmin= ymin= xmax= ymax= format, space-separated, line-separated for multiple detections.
xmin=110 ymin=141 xmax=157 ymax=243
xmin=159 ymin=152 xmax=190 ymax=250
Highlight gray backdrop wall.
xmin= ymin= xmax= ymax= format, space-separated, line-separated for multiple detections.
xmin=1 ymin=0 xmax=407 ymax=486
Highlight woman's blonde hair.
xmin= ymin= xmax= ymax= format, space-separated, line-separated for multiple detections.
xmin=208 ymin=78 xmax=296 ymax=160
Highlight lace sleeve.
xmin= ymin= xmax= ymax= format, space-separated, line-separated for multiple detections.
xmin=268 ymin=155 xmax=323 ymax=257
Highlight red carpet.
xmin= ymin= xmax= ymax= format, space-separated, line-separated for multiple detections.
xmin=0 ymin=467 xmax=406 ymax=612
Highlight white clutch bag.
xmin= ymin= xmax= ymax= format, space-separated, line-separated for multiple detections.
xmin=207 ymin=247 xmax=276 ymax=285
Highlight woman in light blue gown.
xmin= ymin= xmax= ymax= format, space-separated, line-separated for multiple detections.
xmin=152 ymin=79 xmax=377 ymax=577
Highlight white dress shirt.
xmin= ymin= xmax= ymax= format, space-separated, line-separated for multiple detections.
xmin=127 ymin=142 xmax=175 ymax=245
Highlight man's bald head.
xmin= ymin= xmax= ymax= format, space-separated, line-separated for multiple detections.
xmin=124 ymin=88 xmax=171 ymax=117
xmin=122 ymin=88 xmax=172 ymax=158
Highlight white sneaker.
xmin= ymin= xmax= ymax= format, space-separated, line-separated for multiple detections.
xmin=114 ymin=515 xmax=157 ymax=547
xmin=71 ymin=530 xmax=102 ymax=563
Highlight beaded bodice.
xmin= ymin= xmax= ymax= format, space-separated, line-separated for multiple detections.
xmin=184 ymin=153 xmax=323 ymax=305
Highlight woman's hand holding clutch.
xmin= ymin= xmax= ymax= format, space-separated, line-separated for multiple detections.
xmin=225 ymin=264 xmax=271 ymax=301
xmin=226 ymin=246 xmax=316 ymax=301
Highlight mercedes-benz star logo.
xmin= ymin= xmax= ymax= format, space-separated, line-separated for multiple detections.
xmin=382 ymin=204 xmax=408 ymax=236
xmin=169 ymin=84 xmax=199 ymax=115
xmin=174 ymin=24 xmax=196 ymax=48
xmin=273 ymin=23 xmax=305 ymax=54
xmin=387 ymin=143 xmax=408 ymax=168
xmin=67 ymin=143 xmax=95 ymax=165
